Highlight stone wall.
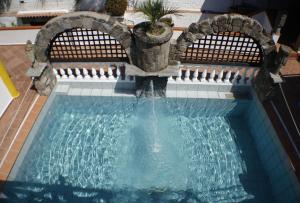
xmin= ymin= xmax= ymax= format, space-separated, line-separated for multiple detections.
xmin=169 ymin=14 xmax=275 ymax=65
xmin=34 ymin=11 xmax=132 ymax=63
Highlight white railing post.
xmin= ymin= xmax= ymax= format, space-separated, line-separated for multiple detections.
xmin=108 ymin=66 xmax=114 ymax=80
xmin=184 ymin=66 xmax=190 ymax=82
xmin=168 ymin=75 xmax=175 ymax=82
xmin=176 ymin=68 xmax=182 ymax=82
xmin=192 ymin=67 xmax=199 ymax=82
xmin=216 ymin=69 xmax=224 ymax=83
xmin=224 ymin=70 xmax=231 ymax=83
xmin=200 ymin=67 xmax=207 ymax=82
xmin=232 ymin=70 xmax=240 ymax=84
xmin=67 ymin=68 xmax=75 ymax=79
xmin=75 ymin=68 xmax=82 ymax=79
xmin=209 ymin=69 xmax=216 ymax=82
xmin=99 ymin=67 xmax=106 ymax=80
xmin=53 ymin=69 xmax=60 ymax=79
xmin=91 ymin=68 xmax=98 ymax=79
xmin=59 ymin=68 xmax=68 ymax=79
xmin=116 ymin=66 xmax=121 ymax=79
xmin=83 ymin=68 xmax=90 ymax=79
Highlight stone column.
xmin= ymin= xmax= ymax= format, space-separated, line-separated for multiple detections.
xmin=33 ymin=65 xmax=57 ymax=96
xmin=132 ymin=22 xmax=173 ymax=72
xmin=271 ymin=45 xmax=292 ymax=74
xmin=254 ymin=45 xmax=292 ymax=101
xmin=253 ymin=69 xmax=282 ymax=101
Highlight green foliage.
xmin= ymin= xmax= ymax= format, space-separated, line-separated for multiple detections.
xmin=159 ymin=17 xmax=173 ymax=27
xmin=135 ymin=0 xmax=180 ymax=34
xmin=105 ymin=0 xmax=128 ymax=16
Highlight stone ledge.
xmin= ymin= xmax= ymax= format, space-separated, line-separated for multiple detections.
xmin=125 ymin=63 xmax=179 ymax=77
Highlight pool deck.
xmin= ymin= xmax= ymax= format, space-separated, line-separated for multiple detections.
xmin=0 ymin=96 xmax=47 ymax=181
xmin=0 ymin=45 xmax=299 ymax=184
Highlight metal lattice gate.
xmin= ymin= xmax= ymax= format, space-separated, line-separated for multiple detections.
xmin=48 ymin=27 xmax=129 ymax=62
xmin=181 ymin=32 xmax=263 ymax=66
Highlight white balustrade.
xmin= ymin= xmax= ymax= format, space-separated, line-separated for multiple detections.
xmin=200 ymin=68 xmax=207 ymax=82
xmin=99 ymin=67 xmax=105 ymax=80
xmin=216 ymin=70 xmax=224 ymax=83
xmin=67 ymin=68 xmax=75 ymax=79
xmin=75 ymin=68 xmax=83 ymax=79
xmin=53 ymin=64 xmax=257 ymax=88
xmin=83 ymin=68 xmax=90 ymax=79
xmin=192 ymin=67 xmax=199 ymax=82
xmin=91 ymin=68 xmax=98 ymax=79
xmin=184 ymin=67 xmax=190 ymax=81
xmin=116 ymin=67 xmax=121 ymax=79
xmin=168 ymin=75 xmax=175 ymax=82
xmin=59 ymin=68 xmax=68 ymax=79
xmin=176 ymin=68 xmax=182 ymax=82
xmin=209 ymin=69 xmax=216 ymax=82
xmin=224 ymin=70 xmax=231 ymax=83
xmin=108 ymin=66 xmax=114 ymax=80
xmin=53 ymin=69 xmax=60 ymax=79
xmin=232 ymin=70 xmax=240 ymax=84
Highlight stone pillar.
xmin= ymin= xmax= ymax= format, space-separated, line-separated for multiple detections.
xmin=253 ymin=69 xmax=282 ymax=101
xmin=34 ymin=65 xmax=57 ymax=96
xmin=271 ymin=45 xmax=292 ymax=74
xmin=132 ymin=22 xmax=173 ymax=72
xmin=254 ymin=45 xmax=292 ymax=101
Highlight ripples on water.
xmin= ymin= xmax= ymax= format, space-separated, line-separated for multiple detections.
xmin=13 ymin=95 xmax=273 ymax=203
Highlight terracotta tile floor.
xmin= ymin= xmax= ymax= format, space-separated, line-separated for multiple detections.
xmin=0 ymin=45 xmax=37 ymax=163
xmin=0 ymin=96 xmax=47 ymax=181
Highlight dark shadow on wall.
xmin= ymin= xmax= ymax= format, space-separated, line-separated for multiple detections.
xmin=74 ymin=0 xmax=106 ymax=12
xmin=225 ymin=115 xmax=275 ymax=203
xmin=0 ymin=0 xmax=11 ymax=13
xmin=200 ymin=0 xmax=285 ymax=15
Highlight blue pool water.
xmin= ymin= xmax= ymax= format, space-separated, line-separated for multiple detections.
xmin=5 ymin=95 xmax=274 ymax=203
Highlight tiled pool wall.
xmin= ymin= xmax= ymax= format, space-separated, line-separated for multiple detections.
xmin=246 ymin=91 xmax=300 ymax=202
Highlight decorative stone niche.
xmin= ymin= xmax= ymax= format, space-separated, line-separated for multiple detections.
xmin=132 ymin=22 xmax=173 ymax=72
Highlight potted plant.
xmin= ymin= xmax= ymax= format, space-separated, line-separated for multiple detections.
xmin=132 ymin=0 xmax=180 ymax=72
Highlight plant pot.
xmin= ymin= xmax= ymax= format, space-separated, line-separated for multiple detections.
xmin=132 ymin=22 xmax=173 ymax=72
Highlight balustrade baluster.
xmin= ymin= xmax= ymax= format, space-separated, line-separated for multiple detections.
xmin=200 ymin=68 xmax=207 ymax=82
xmin=217 ymin=70 xmax=224 ymax=83
xmin=91 ymin=68 xmax=98 ymax=79
xmin=75 ymin=68 xmax=82 ymax=79
xmin=60 ymin=68 xmax=68 ymax=79
xmin=192 ymin=67 xmax=199 ymax=82
xmin=224 ymin=70 xmax=231 ymax=83
xmin=99 ymin=67 xmax=105 ymax=80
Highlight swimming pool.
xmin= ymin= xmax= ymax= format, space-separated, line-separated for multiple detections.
xmin=4 ymin=93 xmax=300 ymax=203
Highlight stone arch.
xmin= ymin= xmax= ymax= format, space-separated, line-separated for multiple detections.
xmin=34 ymin=11 xmax=132 ymax=63
xmin=170 ymin=14 xmax=275 ymax=67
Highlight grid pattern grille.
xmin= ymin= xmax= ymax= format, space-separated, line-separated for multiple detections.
xmin=181 ymin=32 xmax=263 ymax=66
xmin=49 ymin=27 xmax=129 ymax=62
